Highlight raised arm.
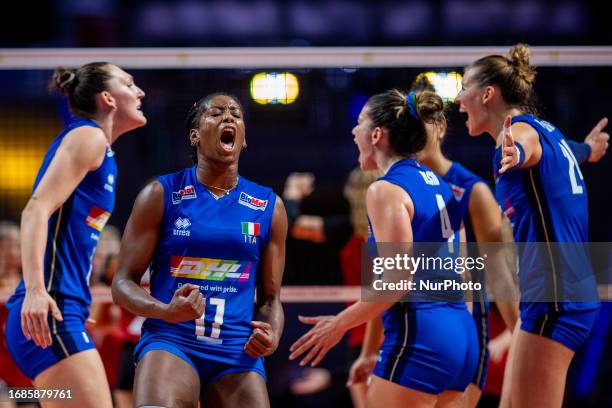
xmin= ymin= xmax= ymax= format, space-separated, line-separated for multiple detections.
xmin=244 ymin=196 xmax=288 ymax=358
xmin=21 ymin=126 xmax=107 ymax=348
xmin=580 ymin=117 xmax=609 ymax=163
xmin=111 ymin=180 xmax=204 ymax=322
xmin=499 ymin=116 xmax=542 ymax=173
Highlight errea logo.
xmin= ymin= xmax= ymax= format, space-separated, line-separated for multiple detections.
xmin=104 ymin=174 xmax=115 ymax=193
xmin=173 ymin=217 xmax=191 ymax=236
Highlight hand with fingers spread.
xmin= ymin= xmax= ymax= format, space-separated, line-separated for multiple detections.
xmin=244 ymin=321 xmax=278 ymax=358
xmin=21 ymin=287 xmax=63 ymax=349
xmin=162 ymin=284 xmax=205 ymax=323
xmin=288 ymin=315 xmax=345 ymax=367
xmin=499 ymin=115 xmax=518 ymax=174
xmin=584 ymin=117 xmax=610 ymax=163
xmin=347 ymin=354 xmax=377 ymax=386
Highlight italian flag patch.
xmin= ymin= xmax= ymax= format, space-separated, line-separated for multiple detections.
xmin=241 ymin=222 xmax=260 ymax=236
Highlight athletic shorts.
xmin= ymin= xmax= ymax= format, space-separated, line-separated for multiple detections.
xmin=520 ymin=303 xmax=599 ymax=352
xmin=471 ymin=300 xmax=490 ymax=389
xmin=5 ymin=296 xmax=95 ymax=380
xmin=134 ymin=334 xmax=266 ymax=388
xmin=373 ymin=305 xmax=478 ymax=395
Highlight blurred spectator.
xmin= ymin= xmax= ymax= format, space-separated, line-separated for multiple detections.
xmin=0 ymin=221 xmax=35 ymax=407
xmin=283 ymin=172 xmax=352 ymax=285
xmin=280 ymin=169 xmax=378 ymax=408
xmin=338 ymin=168 xmax=379 ymax=408
xmin=110 ymin=270 xmax=149 ymax=408
xmin=91 ymin=224 xmax=121 ymax=287
xmin=89 ymin=225 xmax=121 ymax=345
xmin=88 ymin=225 xmax=135 ymax=407
xmin=0 ymin=221 xmax=22 ymax=291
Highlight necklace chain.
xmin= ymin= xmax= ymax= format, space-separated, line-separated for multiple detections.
xmin=202 ymin=178 xmax=238 ymax=197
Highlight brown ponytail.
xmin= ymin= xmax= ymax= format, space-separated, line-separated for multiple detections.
xmin=468 ymin=43 xmax=538 ymax=113
xmin=48 ymin=62 xmax=113 ymax=118
xmin=365 ymin=88 xmax=446 ymax=156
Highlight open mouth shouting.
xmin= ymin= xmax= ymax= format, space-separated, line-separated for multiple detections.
xmin=219 ymin=125 xmax=236 ymax=152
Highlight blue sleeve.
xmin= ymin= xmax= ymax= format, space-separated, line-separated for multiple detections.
xmin=566 ymin=140 xmax=591 ymax=164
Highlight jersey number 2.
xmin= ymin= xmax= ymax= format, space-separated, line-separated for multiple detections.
xmin=559 ymin=140 xmax=584 ymax=195
xmin=195 ymin=297 xmax=225 ymax=344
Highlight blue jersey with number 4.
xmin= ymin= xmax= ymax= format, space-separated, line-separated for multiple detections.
xmin=141 ymin=166 xmax=276 ymax=365
xmin=369 ymin=158 xmax=463 ymax=308
xmin=493 ymin=114 xmax=599 ymax=312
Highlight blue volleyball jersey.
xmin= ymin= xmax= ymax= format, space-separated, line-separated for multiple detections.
xmin=141 ymin=166 xmax=276 ymax=365
xmin=493 ymin=114 xmax=599 ymax=312
xmin=9 ymin=118 xmax=116 ymax=310
xmin=369 ymin=158 xmax=464 ymax=310
xmin=443 ymin=162 xmax=490 ymax=316
xmin=443 ymin=162 xmax=484 ymax=243
xmin=369 ymin=159 xmax=473 ymax=390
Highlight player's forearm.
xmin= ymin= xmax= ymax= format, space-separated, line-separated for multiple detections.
xmin=111 ymin=277 xmax=168 ymax=320
xmin=360 ymin=316 xmax=384 ymax=357
xmin=20 ymin=202 xmax=49 ymax=291
xmin=336 ymin=300 xmax=394 ymax=334
xmin=255 ymin=296 xmax=284 ymax=340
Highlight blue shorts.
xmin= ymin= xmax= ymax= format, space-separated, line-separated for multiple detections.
xmin=374 ymin=304 xmax=478 ymax=395
xmin=520 ymin=303 xmax=599 ymax=352
xmin=5 ymin=296 xmax=95 ymax=380
xmin=471 ymin=300 xmax=490 ymax=389
xmin=134 ymin=335 xmax=266 ymax=388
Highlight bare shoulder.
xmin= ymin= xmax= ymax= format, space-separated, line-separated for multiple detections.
xmin=470 ymin=181 xmax=494 ymax=203
xmin=63 ymin=125 xmax=107 ymax=148
xmin=60 ymin=125 xmax=108 ymax=169
xmin=511 ymin=121 xmax=539 ymax=144
xmin=136 ymin=179 xmax=165 ymax=205
xmin=367 ymin=180 xmax=408 ymax=203
xmin=273 ymin=194 xmax=286 ymax=213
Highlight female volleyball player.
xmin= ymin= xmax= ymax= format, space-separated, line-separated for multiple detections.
xmin=112 ymin=93 xmax=287 ymax=408
xmin=348 ymin=76 xmax=520 ymax=408
xmin=456 ymin=43 xmax=608 ymax=407
xmin=289 ymin=89 xmax=478 ymax=407
xmin=5 ymin=62 xmax=146 ymax=407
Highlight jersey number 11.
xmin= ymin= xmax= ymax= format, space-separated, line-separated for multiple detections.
xmin=195 ymin=297 xmax=226 ymax=344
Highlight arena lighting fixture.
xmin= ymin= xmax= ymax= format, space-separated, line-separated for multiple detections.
xmin=416 ymin=71 xmax=463 ymax=102
xmin=250 ymin=72 xmax=299 ymax=104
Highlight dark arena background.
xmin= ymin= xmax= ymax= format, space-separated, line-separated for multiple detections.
xmin=1 ymin=1 xmax=611 ymax=407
